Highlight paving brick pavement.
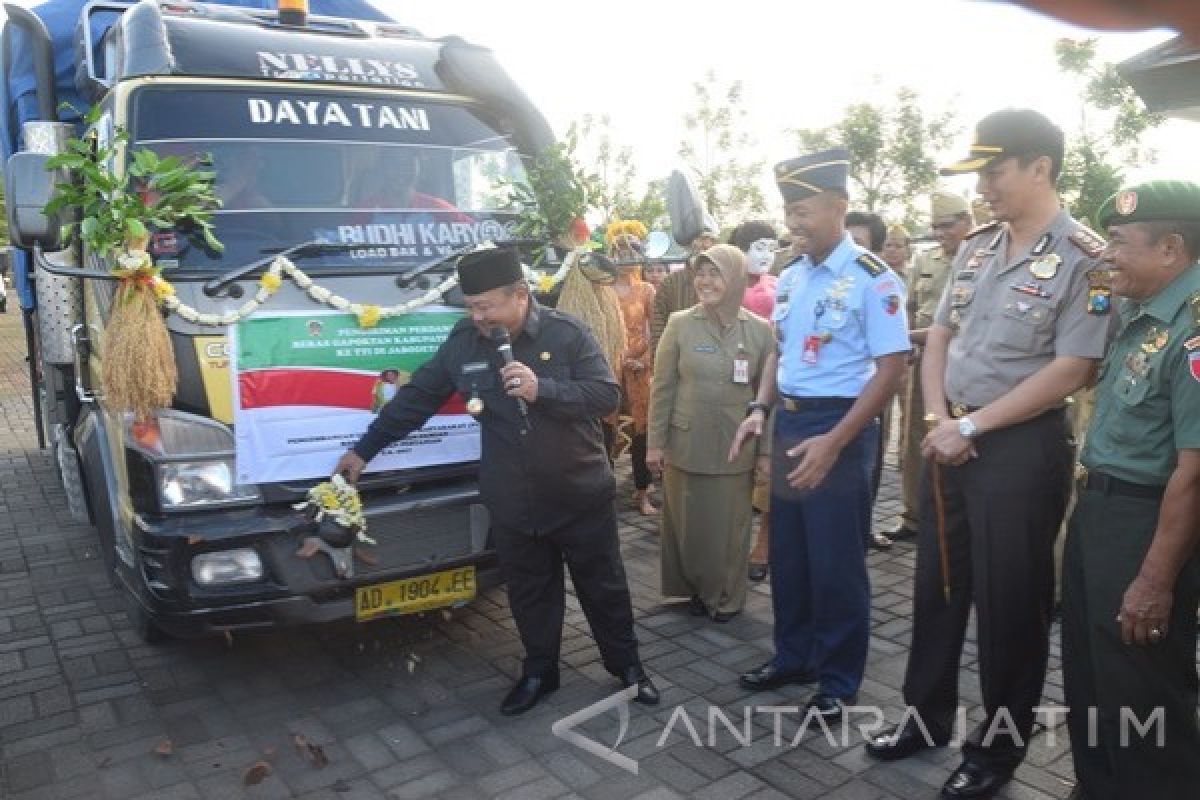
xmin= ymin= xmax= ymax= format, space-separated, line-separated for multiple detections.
xmin=0 ymin=308 xmax=1079 ymax=799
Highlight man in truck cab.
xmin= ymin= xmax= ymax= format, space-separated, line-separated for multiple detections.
xmin=335 ymin=247 xmax=660 ymax=715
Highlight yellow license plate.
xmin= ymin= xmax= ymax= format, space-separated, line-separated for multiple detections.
xmin=355 ymin=566 xmax=476 ymax=621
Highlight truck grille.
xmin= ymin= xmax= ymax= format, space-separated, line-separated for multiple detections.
xmin=357 ymin=506 xmax=475 ymax=576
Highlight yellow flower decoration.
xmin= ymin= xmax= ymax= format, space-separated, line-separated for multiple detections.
xmin=357 ymin=304 xmax=382 ymax=328
xmin=151 ymin=278 xmax=176 ymax=301
xmin=260 ymin=272 xmax=283 ymax=292
xmin=537 ymin=275 xmax=557 ymax=294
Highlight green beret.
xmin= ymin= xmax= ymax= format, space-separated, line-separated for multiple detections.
xmin=1096 ymin=180 xmax=1200 ymax=230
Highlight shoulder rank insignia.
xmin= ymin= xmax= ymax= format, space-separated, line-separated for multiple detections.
xmin=964 ymin=219 xmax=1002 ymax=240
xmin=1069 ymin=225 xmax=1107 ymax=259
xmin=1190 ymin=292 xmax=1200 ymax=326
xmin=855 ymin=251 xmax=888 ymax=278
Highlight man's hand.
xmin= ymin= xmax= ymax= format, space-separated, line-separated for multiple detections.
xmin=785 ymin=433 xmax=843 ymax=490
xmin=500 ymin=361 xmax=539 ymax=404
xmin=646 ymin=448 xmax=665 ymax=473
xmin=1118 ymin=574 xmax=1174 ymax=646
xmin=922 ymin=419 xmax=974 ymax=464
xmin=335 ymin=451 xmax=367 ymax=484
xmin=729 ymin=411 xmax=764 ymax=462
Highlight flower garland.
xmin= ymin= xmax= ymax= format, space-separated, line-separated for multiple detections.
xmin=147 ymin=255 xmax=460 ymax=329
xmin=533 ymin=248 xmax=581 ymax=295
xmin=293 ymin=474 xmax=374 ymax=545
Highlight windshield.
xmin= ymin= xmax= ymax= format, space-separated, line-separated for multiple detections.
xmin=129 ymin=86 xmax=527 ymax=270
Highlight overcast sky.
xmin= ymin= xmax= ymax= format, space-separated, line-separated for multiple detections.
xmin=385 ymin=0 xmax=1194 ymax=214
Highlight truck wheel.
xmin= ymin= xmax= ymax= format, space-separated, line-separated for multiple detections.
xmin=82 ymin=445 xmax=170 ymax=645
xmin=123 ymin=593 xmax=169 ymax=645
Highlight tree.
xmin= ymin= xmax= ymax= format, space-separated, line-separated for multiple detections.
xmin=678 ymin=69 xmax=765 ymax=225
xmin=792 ymin=88 xmax=957 ymax=227
xmin=1055 ymin=38 xmax=1164 ymax=226
xmin=572 ymin=115 xmax=670 ymax=232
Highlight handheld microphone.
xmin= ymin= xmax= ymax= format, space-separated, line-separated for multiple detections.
xmin=490 ymin=326 xmax=530 ymax=429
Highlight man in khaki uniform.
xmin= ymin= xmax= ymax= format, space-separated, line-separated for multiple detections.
xmin=866 ymin=110 xmax=1113 ymax=799
xmin=881 ymin=192 xmax=973 ymax=541
xmin=1062 ymin=181 xmax=1200 ymax=800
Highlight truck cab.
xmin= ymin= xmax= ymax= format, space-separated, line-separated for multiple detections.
xmin=2 ymin=0 xmax=556 ymax=640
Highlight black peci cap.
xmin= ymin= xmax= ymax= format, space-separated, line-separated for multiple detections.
xmin=456 ymin=248 xmax=524 ymax=295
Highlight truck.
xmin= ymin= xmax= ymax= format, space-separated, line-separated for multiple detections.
xmin=2 ymin=0 xmax=557 ymax=641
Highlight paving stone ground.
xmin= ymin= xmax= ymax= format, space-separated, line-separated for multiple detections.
xmin=0 ymin=306 xmax=1079 ymax=799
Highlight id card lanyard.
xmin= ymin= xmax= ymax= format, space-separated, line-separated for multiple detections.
xmin=732 ymin=319 xmax=750 ymax=385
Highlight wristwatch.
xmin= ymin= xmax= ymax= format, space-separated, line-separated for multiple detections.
xmin=746 ymin=401 xmax=770 ymax=417
xmin=957 ymin=414 xmax=979 ymax=439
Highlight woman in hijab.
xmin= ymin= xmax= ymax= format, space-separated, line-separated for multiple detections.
xmin=647 ymin=245 xmax=773 ymax=622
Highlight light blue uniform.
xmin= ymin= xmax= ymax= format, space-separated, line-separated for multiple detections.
xmin=766 ymin=232 xmax=910 ymax=700
xmin=773 ymin=233 xmax=911 ymax=397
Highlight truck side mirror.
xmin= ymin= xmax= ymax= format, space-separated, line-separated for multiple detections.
xmin=4 ymin=152 xmax=66 ymax=252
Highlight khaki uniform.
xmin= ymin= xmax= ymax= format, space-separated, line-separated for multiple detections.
xmin=897 ymin=245 xmax=956 ymax=529
xmin=1063 ymin=264 xmax=1200 ymax=800
xmin=648 ymin=306 xmax=773 ymax=615
xmin=903 ymin=210 xmax=1112 ymax=768
xmin=649 ymin=263 xmax=698 ymax=355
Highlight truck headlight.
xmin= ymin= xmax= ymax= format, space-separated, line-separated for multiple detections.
xmin=192 ymin=549 xmax=263 ymax=585
xmin=159 ymin=460 xmax=260 ymax=509
xmin=125 ymin=411 xmax=261 ymax=511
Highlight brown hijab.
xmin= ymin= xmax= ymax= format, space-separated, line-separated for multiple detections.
xmin=694 ymin=243 xmax=748 ymax=322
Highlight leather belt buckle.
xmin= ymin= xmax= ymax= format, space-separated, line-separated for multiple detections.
xmin=782 ymin=396 xmax=799 ymax=412
xmin=1074 ymin=463 xmax=1088 ymax=488
xmin=950 ymin=402 xmax=969 ymax=419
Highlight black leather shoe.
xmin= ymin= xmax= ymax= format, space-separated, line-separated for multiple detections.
xmin=738 ymin=662 xmax=816 ymax=691
xmin=688 ymin=595 xmax=707 ymax=616
xmin=940 ymin=760 xmax=1012 ymax=799
xmin=804 ymin=692 xmax=850 ymax=720
xmin=870 ymin=532 xmax=893 ymax=550
xmin=711 ymin=610 xmax=739 ymax=623
xmin=865 ymin=722 xmax=948 ymax=761
xmin=499 ymin=672 xmax=559 ymax=716
xmin=888 ymin=524 xmax=918 ymax=540
xmin=747 ymin=563 xmax=768 ymax=582
xmin=618 ymin=666 xmax=660 ymax=706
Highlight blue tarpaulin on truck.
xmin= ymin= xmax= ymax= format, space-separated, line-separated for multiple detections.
xmin=2 ymin=0 xmax=396 ymax=310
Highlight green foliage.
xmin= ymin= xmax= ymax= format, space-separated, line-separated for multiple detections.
xmin=572 ymin=116 xmax=668 ymax=232
xmin=42 ymin=105 xmax=222 ymax=262
xmin=1054 ymin=38 xmax=1164 ymax=225
xmin=678 ymin=70 xmax=765 ymax=225
xmin=794 ymin=87 xmax=957 ymax=226
xmin=495 ymin=123 xmax=599 ymax=261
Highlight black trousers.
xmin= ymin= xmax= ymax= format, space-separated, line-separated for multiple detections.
xmin=1062 ymin=488 xmax=1200 ymax=800
xmin=492 ymin=502 xmax=641 ymax=678
xmin=903 ymin=409 xmax=1073 ymax=769
xmin=630 ymin=432 xmax=651 ymax=490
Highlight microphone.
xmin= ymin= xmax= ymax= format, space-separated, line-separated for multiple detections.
xmin=490 ymin=326 xmax=530 ymax=429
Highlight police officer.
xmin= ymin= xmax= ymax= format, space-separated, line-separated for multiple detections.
xmin=1062 ymin=181 xmax=1200 ymax=800
xmin=865 ymin=110 xmax=1113 ymax=799
xmin=881 ymin=191 xmax=973 ymax=542
xmin=335 ymin=248 xmax=659 ymax=716
xmin=731 ymin=148 xmax=910 ymax=718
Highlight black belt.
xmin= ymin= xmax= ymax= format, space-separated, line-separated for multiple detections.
xmin=1081 ymin=469 xmax=1166 ymax=501
xmin=778 ymin=395 xmax=856 ymax=412
xmin=948 ymin=402 xmax=1066 ymax=421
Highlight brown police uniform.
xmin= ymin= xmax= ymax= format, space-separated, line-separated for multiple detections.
xmin=902 ymin=209 xmax=1112 ymax=769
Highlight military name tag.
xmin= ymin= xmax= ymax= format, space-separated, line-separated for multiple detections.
xmin=694 ymin=344 xmax=718 ymax=353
